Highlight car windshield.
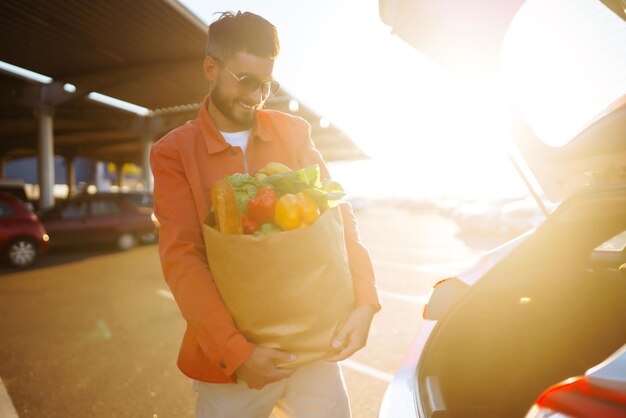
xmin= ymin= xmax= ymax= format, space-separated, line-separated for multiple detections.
xmin=0 ymin=200 xmax=15 ymax=217
xmin=501 ymin=0 xmax=626 ymax=147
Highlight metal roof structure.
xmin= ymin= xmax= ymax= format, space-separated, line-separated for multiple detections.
xmin=0 ymin=0 xmax=366 ymax=166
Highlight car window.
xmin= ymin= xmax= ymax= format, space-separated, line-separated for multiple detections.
xmin=501 ymin=0 xmax=626 ymax=147
xmin=125 ymin=194 xmax=141 ymax=205
xmin=0 ymin=201 xmax=15 ymax=217
xmin=91 ymin=198 xmax=121 ymax=216
xmin=125 ymin=193 xmax=153 ymax=208
xmin=595 ymin=230 xmax=626 ymax=252
xmin=590 ymin=229 xmax=626 ymax=274
xmin=61 ymin=200 xmax=87 ymax=219
xmin=0 ymin=186 xmax=28 ymax=202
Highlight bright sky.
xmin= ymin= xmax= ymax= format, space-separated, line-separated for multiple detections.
xmin=180 ymin=0 xmax=528 ymax=199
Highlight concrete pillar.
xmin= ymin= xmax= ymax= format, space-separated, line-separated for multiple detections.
xmin=140 ymin=133 xmax=154 ymax=191
xmin=35 ymin=106 xmax=55 ymax=209
xmin=66 ymin=155 xmax=76 ymax=197
xmin=95 ymin=161 xmax=108 ymax=191
xmin=115 ymin=163 xmax=124 ymax=188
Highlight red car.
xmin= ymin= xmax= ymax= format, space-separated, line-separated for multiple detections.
xmin=0 ymin=192 xmax=49 ymax=267
xmin=39 ymin=192 xmax=159 ymax=251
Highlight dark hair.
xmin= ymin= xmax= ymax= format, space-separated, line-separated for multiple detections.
xmin=206 ymin=11 xmax=279 ymax=60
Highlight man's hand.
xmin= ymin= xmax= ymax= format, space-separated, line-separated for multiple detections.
xmin=327 ymin=304 xmax=377 ymax=362
xmin=234 ymin=346 xmax=297 ymax=390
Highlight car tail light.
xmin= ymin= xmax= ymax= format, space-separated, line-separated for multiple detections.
xmin=525 ymin=405 xmax=573 ymax=417
xmin=422 ymin=277 xmax=468 ymax=320
xmin=422 ymin=279 xmax=447 ymax=319
xmin=525 ymin=377 xmax=626 ymax=418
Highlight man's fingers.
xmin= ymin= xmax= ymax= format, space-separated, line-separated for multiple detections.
xmin=328 ymin=334 xmax=359 ymax=361
xmin=267 ymin=348 xmax=297 ymax=364
xmin=327 ymin=338 xmax=359 ymax=362
xmin=257 ymin=367 xmax=294 ymax=388
xmin=244 ymin=366 xmax=295 ymax=390
xmin=332 ymin=324 xmax=351 ymax=350
xmin=326 ymin=346 xmax=353 ymax=362
xmin=270 ymin=367 xmax=295 ymax=380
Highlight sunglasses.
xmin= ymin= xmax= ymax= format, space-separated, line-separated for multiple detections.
xmin=221 ymin=64 xmax=280 ymax=100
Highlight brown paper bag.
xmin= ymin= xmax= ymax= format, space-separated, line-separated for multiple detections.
xmin=202 ymin=206 xmax=355 ymax=369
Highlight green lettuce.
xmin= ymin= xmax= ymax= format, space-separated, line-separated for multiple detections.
xmin=225 ymin=173 xmax=260 ymax=214
xmin=260 ymin=165 xmax=346 ymax=209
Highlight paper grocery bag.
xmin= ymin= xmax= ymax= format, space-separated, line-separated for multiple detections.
xmin=202 ymin=206 xmax=354 ymax=369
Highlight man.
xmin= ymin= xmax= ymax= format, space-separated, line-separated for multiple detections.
xmin=150 ymin=11 xmax=380 ymax=418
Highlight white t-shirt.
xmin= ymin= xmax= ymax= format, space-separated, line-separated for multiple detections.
xmin=221 ymin=130 xmax=251 ymax=173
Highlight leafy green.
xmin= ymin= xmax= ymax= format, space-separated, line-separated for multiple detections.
xmin=253 ymin=223 xmax=283 ymax=236
xmin=320 ymin=179 xmax=346 ymax=208
xmin=260 ymin=165 xmax=321 ymax=195
xmin=261 ymin=165 xmax=345 ymax=209
xmin=225 ymin=173 xmax=260 ymax=214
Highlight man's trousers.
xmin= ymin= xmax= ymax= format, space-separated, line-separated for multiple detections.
xmin=193 ymin=361 xmax=351 ymax=418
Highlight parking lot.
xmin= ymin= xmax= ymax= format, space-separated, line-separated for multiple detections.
xmin=0 ymin=203 xmax=503 ymax=417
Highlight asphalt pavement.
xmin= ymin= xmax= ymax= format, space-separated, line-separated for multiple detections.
xmin=0 ymin=203 xmax=503 ymax=418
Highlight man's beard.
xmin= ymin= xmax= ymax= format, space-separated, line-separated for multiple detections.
xmin=211 ymin=85 xmax=257 ymax=130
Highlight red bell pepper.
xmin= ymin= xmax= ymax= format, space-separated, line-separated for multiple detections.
xmin=247 ymin=187 xmax=277 ymax=225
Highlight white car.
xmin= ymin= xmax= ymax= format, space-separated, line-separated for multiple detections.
xmin=497 ymin=197 xmax=556 ymax=238
xmin=378 ymin=0 xmax=626 ymax=416
xmin=526 ymin=343 xmax=626 ymax=417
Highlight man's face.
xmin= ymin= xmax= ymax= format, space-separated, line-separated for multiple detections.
xmin=208 ymin=52 xmax=275 ymax=132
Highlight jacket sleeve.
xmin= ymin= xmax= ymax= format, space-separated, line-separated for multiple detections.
xmin=150 ymin=138 xmax=255 ymax=377
xmin=294 ymin=119 xmax=381 ymax=312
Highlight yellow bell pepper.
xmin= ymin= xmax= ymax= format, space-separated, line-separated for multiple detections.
xmin=274 ymin=192 xmax=321 ymax=230
xmin=274 ymin=194 xmax=301 ymax=230
xmin=295 ymin=192 xmax=320 ymax=224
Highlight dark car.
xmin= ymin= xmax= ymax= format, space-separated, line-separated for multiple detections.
xmin=0 ymin=192 xmax=49 ymax=267
xmin=39 ymin=192 xmax=159 ymax=251
xmin=121 ymin=190 xmax=153 ymax=210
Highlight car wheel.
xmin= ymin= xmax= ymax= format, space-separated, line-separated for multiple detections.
xmin=116 ymin=233 xmax=138 ymax=251
xmin=7 ymin=238 xmax=38 ymax=267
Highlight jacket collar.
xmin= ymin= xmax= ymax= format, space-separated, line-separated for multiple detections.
xmin=197 ymin=95 xmax=274 ymax=154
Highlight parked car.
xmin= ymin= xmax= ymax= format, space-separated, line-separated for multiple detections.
xmin=120 ymin=190 xmax=153 ymax=210
xmin=452 ymin=198 xmax=521 ymax=236
xmin=496 ymin=197 xmax=558 ymax=238
xmin=526 ymin=343 xmax=626 ymax=417
xmin=0 ymin=177 xmax=35 ymax=210
xmin=38 ymin=192 xmax=159 ymax=251
xmin=0 ymin=192 xmax=49 ymax=267
xmin=378 ymin=0 xmax=626 ymax=417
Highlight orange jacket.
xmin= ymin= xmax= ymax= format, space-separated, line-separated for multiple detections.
xmin=150 ymin=95 xmax=380 ymax=383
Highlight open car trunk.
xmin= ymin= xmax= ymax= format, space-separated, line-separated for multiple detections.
xmin=419 ymin=187 xmax=626 ymax=417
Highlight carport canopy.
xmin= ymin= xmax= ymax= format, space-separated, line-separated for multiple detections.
xmin=0 ymin=0 xmax=366 ymax=208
